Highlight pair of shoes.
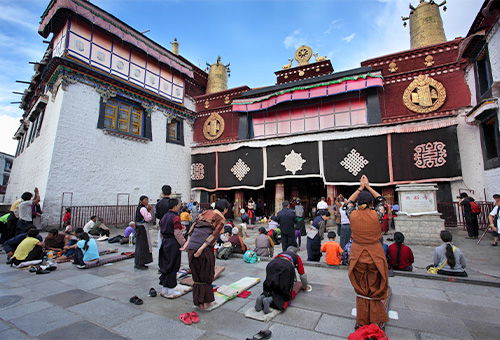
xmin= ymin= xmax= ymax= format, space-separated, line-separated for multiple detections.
xmin=129 ymin=296 xmax=143 ymax=305
xmin=148 ymin=288 xmax=157 ymax=297
xmin=246 ymin=330 xmax=272 ymax=340
xmin=178 ymin=312 xmax=200 ymax=325
xmin=135 ymin=265 xmax=148 ymax=270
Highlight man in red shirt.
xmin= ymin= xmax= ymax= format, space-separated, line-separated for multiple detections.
xmin=387 ymin=232 xmax=414 ymax=271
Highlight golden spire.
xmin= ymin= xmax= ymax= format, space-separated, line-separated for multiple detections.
xmin=205 ymin=56 xmax=231 ymax=94
xmin=402 ymin=0 xmax=447 ymax=49
xmin=170 ymin=38 xmax=179 ymax=55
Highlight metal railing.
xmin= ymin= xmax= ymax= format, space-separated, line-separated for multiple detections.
xmin=437 ymin=201 xmax=495 ymax=230
xmin=60 ymin=204 xmax=155 ymax=229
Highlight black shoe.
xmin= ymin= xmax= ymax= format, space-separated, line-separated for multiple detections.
xmin=149 ymin=288 xmax=157 ymax=297
xmin=135 ymin=265 xmax=148 ymax=270
xmin=36 ymin=267 xmax=51 ymax=274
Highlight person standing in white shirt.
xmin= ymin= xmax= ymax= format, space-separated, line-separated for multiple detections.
xmin=488 ymin=194 xmax=500 ymax=246
xmin=17 ymin=188 xmax=40 ymax=235
xmin=316 ymin=197 xmax=328 ymax=214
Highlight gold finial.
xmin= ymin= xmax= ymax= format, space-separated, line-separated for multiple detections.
xmin=402 ymin=1 xmax=447 ymax=49
xmin=282 ymin=58 xmax=293 ymax=70
xmin=205 ymin=56 xmax=230 ymax=94
xmin=295 ymin=45 xmax=312 ymax=66
xmin=170 ymin=38 xmax=179 ymax=55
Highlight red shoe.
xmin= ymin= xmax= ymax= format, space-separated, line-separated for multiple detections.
xmin=189 ymin=311 xmax=200 ymax=323
xmin=179 ymin=313 xmax=192 ymax=325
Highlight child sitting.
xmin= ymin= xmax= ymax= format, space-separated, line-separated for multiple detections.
xmin=320 ymin=231 xmax=343 ymax=266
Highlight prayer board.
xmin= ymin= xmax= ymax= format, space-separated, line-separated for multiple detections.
xmin=179 ymin=266 xmax=225 ymax=286
xmin=205 ymin=277 xmax=260 ymax=312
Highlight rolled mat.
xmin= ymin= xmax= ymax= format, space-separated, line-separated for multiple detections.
xmin=79 ymin=252 xmax=135 ymax=269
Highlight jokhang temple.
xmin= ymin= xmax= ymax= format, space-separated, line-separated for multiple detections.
xmin=5 ymin=0 xmax=500 ymax=225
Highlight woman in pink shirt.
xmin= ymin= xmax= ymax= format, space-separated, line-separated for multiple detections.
xmin=134 ymin=195 xmax=153 ymax=269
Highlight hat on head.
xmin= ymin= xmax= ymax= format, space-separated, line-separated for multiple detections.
xmin=457 ymin=192 xmax=468 ymax=199
xmin=286 ymin=246 xmax=299 ymax=254
xmin=493 ymin=194 xmax=500 ymax=199
xmin=232 ymin=227 xmax=239 ymax=235
xmin=357 ymin=191 xmax=374 ymax=205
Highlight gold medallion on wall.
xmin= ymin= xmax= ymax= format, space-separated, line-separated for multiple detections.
xmin=403 ymin=74 xmax=446 ymax=113
xmin=203 ymin=112 xmax=225 ymax=140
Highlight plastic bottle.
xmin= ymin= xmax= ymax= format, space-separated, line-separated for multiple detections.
xmin=129 ymin=234 xmax=133 ymax=247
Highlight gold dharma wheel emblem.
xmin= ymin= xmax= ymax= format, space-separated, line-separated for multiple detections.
xmin=203 ymin=112 xmax=225 ymax=140
xmin=295 ymin=45 xmax=312 ymax=66
xmin=403 ymin=75 xmax=446 ymax=113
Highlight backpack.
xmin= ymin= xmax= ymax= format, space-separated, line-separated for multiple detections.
xmin=470 ymin=201 xmax=481 ymax=215
xmin=216 ymin=245 xmax=233 ymax=260
xmin=243 ymin=250 xmax=258 ymax=264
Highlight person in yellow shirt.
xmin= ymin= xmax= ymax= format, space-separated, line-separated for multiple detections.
xmin=180 ymin=207 xmax=192 ymax=229
xmin=321 ymin=231 xmax=343 ymax=266
xmin=11 ymin=229 xmax=44 ymax=266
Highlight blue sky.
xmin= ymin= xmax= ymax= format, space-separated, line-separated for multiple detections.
xmin=0 ymin=0 xmax=483 ymax=155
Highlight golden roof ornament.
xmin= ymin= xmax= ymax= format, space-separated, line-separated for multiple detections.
xmin=295 ymin=45 xmax=312 ymax=66
xmin=170 ymin=38 xmax=179 ymax=55
xmin=203 ymin=112 xmax=225 ymax=140
xmin=205 ymin=56 xmax=230 ymax=94
xmin=402 ymin=0 xmax=447 ymax=49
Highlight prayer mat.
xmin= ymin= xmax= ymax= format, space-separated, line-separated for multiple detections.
xmin=204 ymin=277 xmax=260 ymax=312
xmin=179 ymin=266 xmax=225 ymax=286
xmin=78 ymin=252 xmax=135 ymax=269
xmin=244 ymin=282 xmax=302 ymax=322
xmin=56 ymin=249 xmax=119 ymax=263
xmin=160 ymin=284 xmax=192 ymax=299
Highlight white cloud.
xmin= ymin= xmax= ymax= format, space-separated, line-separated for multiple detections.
xmin=0 ymin=4 xmax=38 ymax=32
xmin=0 ymin=113 xmax=20 ymax=155
xmin=283 ymin=29 xmax=307 ymax=49
xmin=342 ymin=33 xmax=356 ymax=43
xmin=324 ymin=19 xmax=342 ymax=35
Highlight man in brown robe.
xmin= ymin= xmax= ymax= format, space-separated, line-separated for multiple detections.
xmin=346 ymin=175 xmax=389 ymax=328
xmin=181 ymin=199 xmax=230 ymax=310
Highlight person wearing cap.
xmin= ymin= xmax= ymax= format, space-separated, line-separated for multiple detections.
xmin=458 ymin=192 xmax=479 ymax=239
xmin=256 ymin=246 xmax=309 ymax=314
xmin=345 ymin=175 xmax=389 ymax=330
xmin=488 ymin=194 xmax=500 ymax=246
xmin=229 ymin=226 xmax=247 ymax=254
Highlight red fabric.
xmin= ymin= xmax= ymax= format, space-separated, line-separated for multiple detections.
xmin=237 ymin=290 xmax=252 ymax=298
xmin=63 ymin=212 xmax=71 ymax=223
xmin=348 ymin=324 xmax=388 ymax=340
xmin=387 ymin=243 xmax=414 ymax=270
xmin=380 ymin=220 xmax=389 ymax=233
xmin=295 ymin=255 xmax=305 ymax=275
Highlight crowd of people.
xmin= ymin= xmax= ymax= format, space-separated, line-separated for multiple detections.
xmin=1 ymin=180 xmax=498 ymax=334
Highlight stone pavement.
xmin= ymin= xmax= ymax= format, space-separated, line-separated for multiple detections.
xmin=1 ymin=229 xmax=500 ymax=340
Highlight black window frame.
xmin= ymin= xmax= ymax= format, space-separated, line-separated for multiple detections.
xmin=97 ymin=96 xmax=152 ymax=141
xmin=166 ymin=118 xmax=184 ymax=145
xmin=474 ymin=45 xmax=494 ymax=103
xmin=478 ymin=109 xmax=500 ymax=170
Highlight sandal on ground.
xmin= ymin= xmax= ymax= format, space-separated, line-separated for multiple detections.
xmin=246 ymin=330 xmax=272 ymax=340
xmin=179 ymin=313 xmax=192 ymax=325
xmin=148 ymin=288 xmax=157 ymax=297
xmin=189 ymin=312 xmax=200 ymax=323
xmin=129 ymin=296 xmax=143 ymax=305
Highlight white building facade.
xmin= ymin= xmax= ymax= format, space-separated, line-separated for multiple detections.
xmin=5 ymin=0 xmax=207 ymax=227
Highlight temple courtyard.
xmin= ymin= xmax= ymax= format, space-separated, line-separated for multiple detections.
xmin=0 ymin=227 xmax=499 ymax=340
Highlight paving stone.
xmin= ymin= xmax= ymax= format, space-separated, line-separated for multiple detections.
xmin=462 ymin=319 xmax=500 ymax=340
xmin=314 ymin=313 xmax=355 ymax=338
xmin=384 ymin=326 xmax=418 ymax=340
xmin=196 ymin=332 xmax=238 ymax=340
xmin=306 ymin=282 xmax=335 ymax=297
xmin=391 ymin=285 xmax=449 ymax=301
xmin=392 ymin=308 xmax=473 ymax=339
xmin=10 ymin=306 xmax=81 ymax=336
xmin=43 ymin=289 xmax=99 ymax=308
xmin=273 ymin=306 xmax=322 ymax=330
xmin=0 ymin=300 xmax=55 ymax=321
xmin=0 ymin=295 xmax=22 ymax=309
xmin=28 ymin=279 xmax=74 ymax=295
xmin=60 ymin=273 xmax=114 ymax=290
xmin=220 ymin=295 xmax=253 ymax=312
xmin=193 ymin=307 xmax=266 ymax=339
xmin=445 ymin=290 xmax=500 ymax=309
xmin=419 ymin=332 xmax=460 ymax=340
xmin=292 ymin=291 xmax=354 ymax=317
xmin=38 ymin=320 xmax=128 ymax=340
xmin=112 ymin=311 xmax=204 ymax=340
xmin=0 ymin=328 xmax=32 ymax=340
xmin=68 ymin=297 xmax=141 ymax=327
xmin=0 ymin=319 xmax=11 ymax=332
xmin=268 ymin=323 xmax=343 ymax=340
